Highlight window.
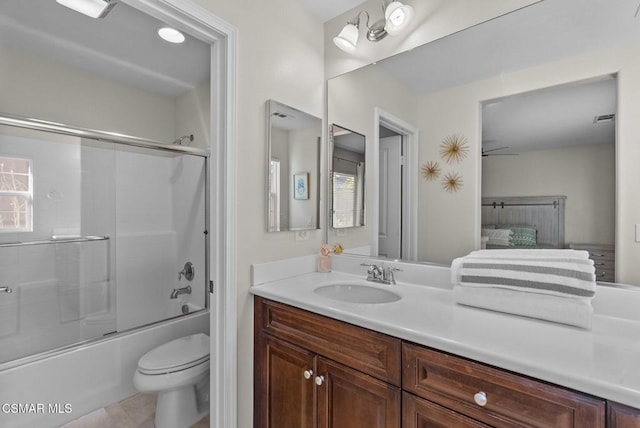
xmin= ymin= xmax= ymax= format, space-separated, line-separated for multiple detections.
xmin=0 ymin=156 xmax=33 ymax=232
xmin=268 ymin=159 xmax=281 ymax=231
xmin=332 ymin=172 xmax=356 ymax=228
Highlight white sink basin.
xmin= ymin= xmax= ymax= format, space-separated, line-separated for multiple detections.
xmin=313 ymin=281 xmax=401 ymax=304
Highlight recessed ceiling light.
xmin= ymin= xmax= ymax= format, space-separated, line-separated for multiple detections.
xmin=158 ymin=27 xmax=185 ymax=44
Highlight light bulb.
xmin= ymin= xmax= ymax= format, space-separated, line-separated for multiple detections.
xmin=384 ymin=2 xmax=414 ymax=36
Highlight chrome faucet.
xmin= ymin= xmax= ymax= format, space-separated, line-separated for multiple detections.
xmin=170 ymin=285 xmax=192 ymax=299
xmin=361 ymin=264 xmax=401 ymax=285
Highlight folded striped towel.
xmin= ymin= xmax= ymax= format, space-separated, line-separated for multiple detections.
xmin=451 ymin=249 xmax=596 ymax=298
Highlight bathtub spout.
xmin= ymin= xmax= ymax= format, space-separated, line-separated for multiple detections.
xmin=170 ymin=285 xmax=192 ymax=299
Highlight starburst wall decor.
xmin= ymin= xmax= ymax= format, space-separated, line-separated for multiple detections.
xmin=421 ymin=161 xmax=441 ymax=181
xmin=441 ymin=172 xmax=463 ymax=192
xmin=439 ymin=134 xmax=469 ymax=164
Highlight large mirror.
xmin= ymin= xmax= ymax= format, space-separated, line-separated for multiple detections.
xmin=331 ymin=124 xmax=366 ymax=229
xmin=327 ymin=0 xmax=640 ymax=286
xmin=267 ymin=100 xmax=321 ymax=232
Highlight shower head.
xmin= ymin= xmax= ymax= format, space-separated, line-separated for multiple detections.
xmin=173 ymin=134 xmax=194 ymax=146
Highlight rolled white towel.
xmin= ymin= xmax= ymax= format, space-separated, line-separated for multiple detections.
xmin=454 ymin=284 xmax=593 ymax=329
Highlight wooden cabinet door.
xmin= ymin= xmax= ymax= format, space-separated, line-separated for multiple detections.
xmin=316 ymin=357 xmax=401 ymax=428
xmin=254 ymin=334 xmax=315 ymax=428
xmin=403 ymin=392 xmax=491 ymax=428
xmin=608 ymin=402 xmax=640 ymax=428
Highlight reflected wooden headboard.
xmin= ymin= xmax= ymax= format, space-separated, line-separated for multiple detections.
xmin=481 ymin=196 xmax=566 ymax=248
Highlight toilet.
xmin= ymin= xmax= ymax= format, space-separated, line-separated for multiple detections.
xmin=134 ymin=333 xmax=210 ymax=428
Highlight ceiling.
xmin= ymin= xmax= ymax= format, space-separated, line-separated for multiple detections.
xmin=482 ymin=78 xmax=616 ymax=155
xmin=0 ymin=0 xmax=633 ymax=153
xmin=370 ymin=0 xmax=639 ymax=153
xmin=0 ymin=0 xmax=358 ymax=98
xmin=299 ymin=0 xmax=366 ymax=22
xmin=377 ymin=0 xmax=640 ymax=94
xmin=0 ymin=0 xmax=211 ymax=97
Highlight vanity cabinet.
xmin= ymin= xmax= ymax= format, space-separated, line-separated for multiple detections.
xmin=403 ymin=342 xmax=605 ymax=427
xmin=255 ymin=297 xmax=631 ymax=428
xmin=254 ymin=296 xmax=401 ymax=428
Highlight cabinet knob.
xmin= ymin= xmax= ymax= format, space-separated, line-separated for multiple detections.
xmin=474 ymin=391 xmax=487 ymax=407
xmin=303 ymin=370 xmax=313 ymax=380
xmin=315 ymin=375 xmax=325 ymax=386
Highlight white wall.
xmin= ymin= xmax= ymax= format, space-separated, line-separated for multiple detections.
xmin=175 ymin=79 xmax=211 ymax=148
xmin=324 ymin=0 xmax=539 ymax=79
xmin=289 ymin=127 xmax=320 ymax=229
xmin=185 ymin=0 xmax=326 ymax=428
xmin=482 ymin=143 xmax=616 ymax=245
xmin=0 ymin=47 xmax=176 ymax=142
xmin=190 ymin=0 xmax=325 ymax=426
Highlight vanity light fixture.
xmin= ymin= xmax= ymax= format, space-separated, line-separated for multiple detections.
xmin=158 ymin=27 xmax=186 ymax=44
xmin=55 ymin=0 xmax=117 ymax=19
xmin=333 ymin=1 xmax=414 ymax=54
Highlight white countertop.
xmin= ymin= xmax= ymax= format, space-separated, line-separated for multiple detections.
xmin=250 ymin=255 xmax=640 ymax=409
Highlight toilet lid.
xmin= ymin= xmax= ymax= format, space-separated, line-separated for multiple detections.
xmin=138 ymin=333 xmax=210 ymax=375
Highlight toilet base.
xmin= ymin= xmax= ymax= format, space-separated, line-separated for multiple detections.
xmin=154 ymin=383 xmax=209 ymax=428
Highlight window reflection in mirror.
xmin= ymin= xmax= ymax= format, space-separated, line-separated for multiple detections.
xmin=331 ymin=124 xmax=365 ymax=228
xmin=266 ymin=100 xmax=321 ymax=232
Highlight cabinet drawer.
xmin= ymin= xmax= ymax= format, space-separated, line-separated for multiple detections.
xmin=592 ymin=259 xmax=615 ymax=270
xmin=403 ymin=392 xmax=490 ymax=428
xmin=588 ymin=250 xmax=615 ymax=262
xmin=255 ymin=297 xmax=401 ymax=385
xmin=595 ymin=269 xmax=615 ymax=282
xmin=403 ymin=343 xmax=605 ymax=427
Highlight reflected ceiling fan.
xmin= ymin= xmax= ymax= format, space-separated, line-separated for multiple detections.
xmin=481 ymin=146 xmax=519 ymax=157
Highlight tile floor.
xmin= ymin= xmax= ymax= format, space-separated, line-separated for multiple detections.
xmin=60 ymin=393 xmax=210 ymax=428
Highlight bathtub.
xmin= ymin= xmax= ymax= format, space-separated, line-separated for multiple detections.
xmin=0 ymin=311 xmax=209 ymax=428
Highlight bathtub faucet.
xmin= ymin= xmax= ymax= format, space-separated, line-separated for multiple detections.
xmin=170 ymin=285 xmax=192 ymax=299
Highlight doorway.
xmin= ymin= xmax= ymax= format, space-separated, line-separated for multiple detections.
xmin=378 ymin=127 xmax=403 ymax=259
xmin=374 ymin=108 xmax=419 ymax=261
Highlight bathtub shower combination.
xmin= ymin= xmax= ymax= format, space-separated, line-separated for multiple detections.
xmin=0 ymin=114 xmax=208 ymax=368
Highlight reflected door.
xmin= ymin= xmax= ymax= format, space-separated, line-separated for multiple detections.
xmin=379 ymin=136 xmax=402 ymax=259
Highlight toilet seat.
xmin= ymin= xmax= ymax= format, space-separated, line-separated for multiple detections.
xmin=138 ymin=333 xmax=210 ymax=375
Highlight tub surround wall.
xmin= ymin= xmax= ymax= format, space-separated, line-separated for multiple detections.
xmin=0 ymin=126 xmax=207 ymax=364
xmin=115 ymin=151 xmax=206 ymax=331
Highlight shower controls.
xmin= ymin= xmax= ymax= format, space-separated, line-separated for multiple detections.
xmin=0 ymin=286 xmax=13 ymax=293
xmin=178 ymin=262 xmax=195 ymax=281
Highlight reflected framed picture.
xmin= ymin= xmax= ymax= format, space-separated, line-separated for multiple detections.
xmin=293 ymin=172 xmax=309 ymax=200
